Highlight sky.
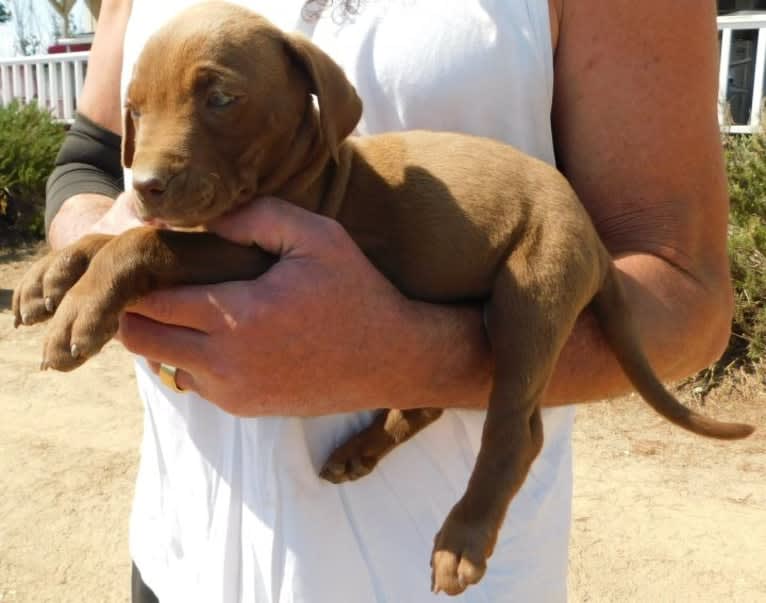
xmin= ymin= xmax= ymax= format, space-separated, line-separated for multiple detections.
xmin=0 ymin=0 xmax=92 ymax=57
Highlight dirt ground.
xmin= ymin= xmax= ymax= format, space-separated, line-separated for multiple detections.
xmin=1 ymin=244 xmax=764 ymax=603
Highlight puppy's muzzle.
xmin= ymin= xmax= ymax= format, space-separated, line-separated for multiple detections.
xmin=131 ymin=168 xmax=218 ymax=225
xmin=133 ymin=170 xmax=171 ymax=209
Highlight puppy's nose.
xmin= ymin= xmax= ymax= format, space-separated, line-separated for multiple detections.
xmin=133 ymin=173 xmax=168 ymax=206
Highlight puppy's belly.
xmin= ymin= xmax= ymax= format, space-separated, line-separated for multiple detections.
xmin=358 ymin=236 xmax=499 ymax=303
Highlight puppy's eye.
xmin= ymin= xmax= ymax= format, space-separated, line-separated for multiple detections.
xmin=207 ymin=90 xmax=236 ymax=108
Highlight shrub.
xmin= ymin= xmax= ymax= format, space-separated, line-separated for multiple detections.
xmin=0 ymin=100 xmax=65 ymax=238
xmin=723 ymin=129 xmax=766 ymax=366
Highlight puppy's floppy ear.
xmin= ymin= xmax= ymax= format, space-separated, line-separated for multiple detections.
xmin=284 ymin=32 xmax=362 ymax=162
xmin=121 ymin=107 xmax=135 ymax=168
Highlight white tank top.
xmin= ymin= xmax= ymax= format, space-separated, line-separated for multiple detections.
xmin=125 ymin=2 xmax=574 ymax=601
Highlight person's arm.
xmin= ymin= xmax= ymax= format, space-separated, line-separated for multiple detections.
xmin=48 ymin=0 xmax=135 ymax=250
xmin=544 ymin=0 xmax=733 ymax=404
xmin=120 ymin=0 xmax=731 ymax=416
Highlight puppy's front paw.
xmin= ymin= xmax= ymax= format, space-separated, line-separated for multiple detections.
xmin=13 ymin=253 xmax=82 ymax=328
xmin=12 ymin=234 xmax=113 ymax=329
xmin=41 ymin=282 xmax=121 ymax=372
xmin=430 ymin=511 xmax=494 ymax=596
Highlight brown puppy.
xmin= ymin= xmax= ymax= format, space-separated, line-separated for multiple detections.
xmin=13 ymin=2 xmax=754 ymax=596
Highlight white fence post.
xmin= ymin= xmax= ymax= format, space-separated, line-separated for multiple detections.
xmin=61 ymin=60 xmax=73 ymax=119
xmin=11 ymin=64 xmax=22 ymax=101
xmin=35 ymin=62 xmax=47 ymax=109
xmin=23 ymin=63 xmax=34 ymax=103
xmin=0 ymin=65 xmax=10 ymax=105
xmin=48 ymin=61 xmax=59 ymax=118
xmin=73 ymin=59 xmax=85 ymax=109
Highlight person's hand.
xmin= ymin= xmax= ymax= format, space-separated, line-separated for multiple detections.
xmin=118 ymin=197 xmax=423 ymax=416
xmin=89 ymin=190 xmax=146 ymax=235
xmin=48 ymin=190 xmax=147 ymax=250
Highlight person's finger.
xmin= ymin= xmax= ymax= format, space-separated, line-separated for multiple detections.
xmin=171 ymin=365 xmax=196 ymax=392
xmin=119 ymin=312 xmax=209 ymax=373
xmin=126 ymin=283 xmax=236 ymax=333
xmin=208 ymin=196 xmax=336 ymax=256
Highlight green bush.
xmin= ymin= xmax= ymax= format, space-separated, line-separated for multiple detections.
xmin=724 ymin=130 xmax=766 ymax=365
xmin=0 ymin=100 xmax=65 ymax=238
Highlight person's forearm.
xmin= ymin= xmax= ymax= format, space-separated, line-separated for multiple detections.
xmin=48 ymin=194 xmax=114 ymax=250
xmin=543 ymin=253 xmax=731 ymax=406
xmin=388 ymin=252 xmax=732 ymax=410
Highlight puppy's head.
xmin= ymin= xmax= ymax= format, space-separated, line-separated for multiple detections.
xmin=124 ymin=1 xmax=362 ymax=227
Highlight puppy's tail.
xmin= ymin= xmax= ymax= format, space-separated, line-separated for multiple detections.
xmin=591 ymin=267 xmax=754 ymax=440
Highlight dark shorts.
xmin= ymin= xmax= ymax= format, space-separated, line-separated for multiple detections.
xmin=131 ymin=562 xmax=159 ymax=603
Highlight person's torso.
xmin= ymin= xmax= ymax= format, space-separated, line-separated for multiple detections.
xmin=123 ymin=0 xmax=556 ymax=163
xmin=126 ymin=2 xmax=574 ymax=602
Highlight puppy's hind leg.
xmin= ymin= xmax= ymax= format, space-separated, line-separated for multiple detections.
xmin=430 ymin=262 xmax=582 ymax=596
xmin=320 ymin=407 xmax=443 ymax=483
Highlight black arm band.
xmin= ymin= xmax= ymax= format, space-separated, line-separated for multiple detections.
xmin=45 ymin=112 xmax=124 ymax=235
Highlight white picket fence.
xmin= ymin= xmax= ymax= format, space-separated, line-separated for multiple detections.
xmin=0 ymin=52 xmax=88 ymax=122
xmin=1 ymin=15 xmax=766 ymax=131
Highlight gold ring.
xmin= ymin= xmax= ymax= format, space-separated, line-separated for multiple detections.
xmin=158 ymin=363 xmax=185 ymax=393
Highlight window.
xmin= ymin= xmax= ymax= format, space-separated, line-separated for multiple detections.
xmin=719 ymin=0 xmax=766 ymax=14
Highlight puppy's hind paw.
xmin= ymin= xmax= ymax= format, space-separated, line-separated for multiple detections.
xmin=430 ymin=514 xmax=492 ymax=596
xmin=319 ymin=449 xmax=378 ymax=483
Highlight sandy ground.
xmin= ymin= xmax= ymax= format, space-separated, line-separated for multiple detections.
xmin=0 ymin=244 xmax=764 ymax=603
